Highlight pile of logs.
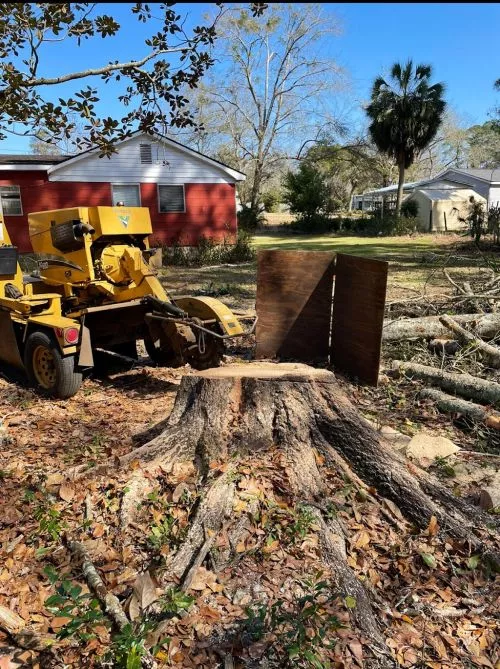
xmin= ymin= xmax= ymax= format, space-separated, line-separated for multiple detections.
xmin=383 ymin=311 xmax=500 ymax=431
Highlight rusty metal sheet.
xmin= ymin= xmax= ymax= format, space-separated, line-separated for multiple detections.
xmin=255 ymin=250 xmax=335 ymax=362
xmin=330 ymin=253 xmax=388 ymax=386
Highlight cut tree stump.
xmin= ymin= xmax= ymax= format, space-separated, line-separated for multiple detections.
xmin=116 ymin=362 xmax=499 ymax=663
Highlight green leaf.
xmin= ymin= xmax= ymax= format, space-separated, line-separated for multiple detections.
xmin=302 ymin=649 xmax=324 ymax=668
xmin=467 ymin=554 xmax=481 ymax=570
xmin=36 ymin=547 xmax=52 ymax=558
xmin=421 ymin=553 xmax=436 ymax=568
xmin=344 ymin=595 xmax=357 ymax=609
xmin=43 ymin=564 xmax=59 ymax=584
xmin=288 ymin=644 xmax=300 ymax=658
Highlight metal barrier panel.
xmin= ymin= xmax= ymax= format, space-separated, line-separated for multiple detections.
xmin=255 ymin=249 xmax=335 ymax=362
xmin=330 ymin=253 xmax=388 ymax=386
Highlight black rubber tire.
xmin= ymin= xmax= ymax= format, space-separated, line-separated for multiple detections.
xmin=24 ymin=331 xmax=83 ymax=399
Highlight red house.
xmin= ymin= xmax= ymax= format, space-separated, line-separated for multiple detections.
xmin=0 ymin=132 xmax=246 ymax=252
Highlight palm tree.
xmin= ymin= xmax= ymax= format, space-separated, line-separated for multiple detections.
xmin=366 ymin=61 xmax=446 ymax=215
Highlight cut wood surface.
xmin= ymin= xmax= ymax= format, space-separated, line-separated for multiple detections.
xmin=420 ymin=387 xmax=500 ymax=430
xmin=393 ymin=360 xmax=500 ymax=406
xmin=439 ymin=314 xmax=500 ymax=368
xmin=383 ymin=312 xmax=500 ymax=342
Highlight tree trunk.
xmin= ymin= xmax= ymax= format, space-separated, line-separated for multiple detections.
xmin=420 ymin=387 xmax=500 ymax=429
xmin=250 ymin=159 xmax=264 ymax=212
xmin=393 ymin=359 xmax=500 ymax=405
xmin=396 ymin=157 xmax=405 ymax=216
xmin=111 ymin=362 xmax=500 ymax=665
xmin=383 ymin=312 xmax=500 ymax=342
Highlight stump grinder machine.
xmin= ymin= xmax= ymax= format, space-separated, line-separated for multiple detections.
xmin=0 ymin=205 xmax=249 ymax=398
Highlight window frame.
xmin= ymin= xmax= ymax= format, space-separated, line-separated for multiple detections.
xmin=157 ymin=183 xmax=186 ymax=214
xmin=110 ymin=183 xmax=142 ymax=208
xmin=0 ymin=185 xmax=23 ymax=216
xmin=139 ymin=143 xmax=153 ymax=164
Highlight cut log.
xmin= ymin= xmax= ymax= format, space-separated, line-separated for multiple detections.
xmin=383 ymin=312 xmax=500 ymax=342
xmin=439 ymin=314 xmax=500 ymax=368
xmin=420 ymin=387 xmax=500 ymax=430
xmin=393 ymin=360 xmax=500 ymax=406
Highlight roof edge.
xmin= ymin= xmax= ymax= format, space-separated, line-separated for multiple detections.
xmin=47 ymin=131 xmax=246 ymax=181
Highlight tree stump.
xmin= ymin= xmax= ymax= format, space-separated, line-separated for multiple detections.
xmin=118 ymin=362 xmax=499 ymax=664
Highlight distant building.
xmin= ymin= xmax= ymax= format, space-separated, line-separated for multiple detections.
xmin=353 ymin=167 xmax=500 ymax=232
xmin=0 ymin=132 xmax=245 ymax=252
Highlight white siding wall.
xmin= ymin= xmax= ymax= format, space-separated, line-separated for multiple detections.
xmin=48 ymin=135 xmax=236 ymax=184
xmin=489 ymin=186 xmax=500 ymax=207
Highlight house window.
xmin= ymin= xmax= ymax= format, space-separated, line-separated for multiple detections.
xmin=158 ymin=185 xmax=185 ymax=213
xmin=0 ymin=185 xmax=22 ymax=216
xmin=111 ymin=184 xmax=141 ymax=207
xmin=140 ymin=143 xmax=153 ymax=164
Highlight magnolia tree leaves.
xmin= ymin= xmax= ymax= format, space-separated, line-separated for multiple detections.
xmin=0 ymin=3 xmax=268 ymax=156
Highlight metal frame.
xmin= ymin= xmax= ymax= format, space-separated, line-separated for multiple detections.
xmin=110 ymin=183 xmax=142 ymax=207
xmin=146 ymin=312 xmax=256 ymax=339
xmin=0 ymin=185 xmax=23 ymax=216
xmin=157 ymin=183 xmax=186 ymax=214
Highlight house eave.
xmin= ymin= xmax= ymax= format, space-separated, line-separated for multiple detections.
xmin=46 ymin=131 xmax=246 ymax=182
xmin=0 ymin=164 xmax=53 ymax=171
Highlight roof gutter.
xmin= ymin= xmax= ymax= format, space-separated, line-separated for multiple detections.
xmin=0 ymin=164 xmax=55 ymax=171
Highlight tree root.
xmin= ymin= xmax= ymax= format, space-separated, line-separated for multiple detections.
xmin=93 ymin=363 xmax=499 ymax=664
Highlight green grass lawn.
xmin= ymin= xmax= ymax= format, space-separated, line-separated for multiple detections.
xmin=163 ymin=232 xmax=472 ymax=313
xmin=252 ymin=232 xmax=449 ymax=261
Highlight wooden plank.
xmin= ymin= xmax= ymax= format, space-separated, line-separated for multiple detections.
xmin=255 ymin=250 xmax=335 ymax=362
xmin=330 ymin=253 xmax=388 ymax=386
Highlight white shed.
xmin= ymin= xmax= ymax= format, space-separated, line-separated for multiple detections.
xmin=407 ymin=188 xmax=486 ymax=232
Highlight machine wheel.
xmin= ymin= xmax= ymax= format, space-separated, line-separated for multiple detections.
xmin=24 ymin=331 xmax=83 ymax=399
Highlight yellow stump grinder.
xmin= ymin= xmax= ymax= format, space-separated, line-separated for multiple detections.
xmin=0 ymin=205 xmax=249 ymax=398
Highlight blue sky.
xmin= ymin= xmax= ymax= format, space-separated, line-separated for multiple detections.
xmin=2 ymin=2 xmax=499 ymax=153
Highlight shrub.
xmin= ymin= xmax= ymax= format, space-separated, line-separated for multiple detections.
xmin=458 ymin=196 xmax=487 ymax=245
xmin=162 ymin=230 xmax=255 ymax=267
xmin=351 ymin=212 xmax=416 ymax=236
xmin=237 ymin=203 xmax=266 ymax=231
xmin=487 ymin=205 xmax=500 ymax=244
xmin=401 ymin=198 xmax=419 ymax=218
xmin=262 ymin=189 xmax=281 ymax=213
xmin=290 ymin=214 xmax=334 ymax=234
xmin=283 ymin=163 xmax=332 ymax=228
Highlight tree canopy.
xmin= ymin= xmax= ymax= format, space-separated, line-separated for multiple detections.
xmin=0 ymin=3 xmax=267 ymax=156
xmin=366 ymin=60 xmax=446 ymax=214
xmin=170 ymin=3 xmax=344 ymax=210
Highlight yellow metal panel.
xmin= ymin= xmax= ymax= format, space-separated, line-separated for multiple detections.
xmin=29 ymin=207 xmax=94 ymax=284
xmin=174 ymin=296 xmax=244 ymax=336
xmin=88 ymin=206 xmax=152 ymax=237
xmin=0 ymin=211 xmax=24 ymax=292
xmin=0 ymin=311 xmax=23 ymax=368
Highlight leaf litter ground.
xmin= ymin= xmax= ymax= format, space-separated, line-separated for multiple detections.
xmin=0 ymin=355 xmax=498 ymax=668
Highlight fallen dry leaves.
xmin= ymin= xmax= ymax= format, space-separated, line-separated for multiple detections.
xmin=0 ymin=361 xmax=498 ymax=668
